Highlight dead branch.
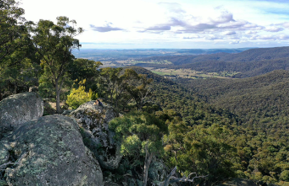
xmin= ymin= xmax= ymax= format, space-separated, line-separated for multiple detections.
xmin=153 ymin=166 xmax=208 ymax=186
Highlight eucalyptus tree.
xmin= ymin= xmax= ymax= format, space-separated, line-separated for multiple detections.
xmin=126 ymin=74 xmax=153 ymax=110
xmin=0 ymin=0 xmax=27 ymax=63
xmin=0 ymin=0 xmax=38 ymax=100
xmin=109 ymin=112 xmax=168 ymax=186
xmin=32 ymin=16 xmax=83 ymax=113
xmin=100 ymin=68 xmax=140 ymax=109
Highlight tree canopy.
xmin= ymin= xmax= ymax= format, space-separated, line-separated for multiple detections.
xmin=32 ymin=16 xmax=83 ymax=113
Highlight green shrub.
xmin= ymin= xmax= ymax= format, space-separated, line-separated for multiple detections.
xmin=66 ymin=79 xmax=97 ymax=109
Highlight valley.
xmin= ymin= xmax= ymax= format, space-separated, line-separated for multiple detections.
xmin=3 ymin=0 xmax=289 ymax=185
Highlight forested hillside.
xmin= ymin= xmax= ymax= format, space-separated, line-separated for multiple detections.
xmin=2 ymin=0 xmax=289 ymax=185
xmin=130 ymin=67 xmax=289 ymax=185
xmin=177 ymin=69 xmax=289 ymax=127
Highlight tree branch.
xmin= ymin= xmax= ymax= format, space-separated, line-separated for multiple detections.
xmin=153 ymin=166 xmax=208 ymax=186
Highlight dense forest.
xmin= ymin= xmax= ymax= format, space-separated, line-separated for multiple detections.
xmin=2 ymin=0 xmax=289 ymax=185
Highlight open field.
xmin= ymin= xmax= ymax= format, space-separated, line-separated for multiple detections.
xmin=145 ymin=67 xmax=239 ymax=79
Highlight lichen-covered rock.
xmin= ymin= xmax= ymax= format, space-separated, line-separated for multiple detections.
xmin=0 ymin=141 xmax=9 ymax=166
xmin=0 ymin=92 xmax=43 ymax=137
xmin=70 ymin=101 xmax=122 ymax=170
xmin=3 ymin=115 xmax=103 ymax=186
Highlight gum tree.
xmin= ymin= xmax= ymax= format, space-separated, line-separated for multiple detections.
xmin=32 ymin=16 xmax=83 ymax=113
xmin=109 ymin=112 xmax=168 ymax=186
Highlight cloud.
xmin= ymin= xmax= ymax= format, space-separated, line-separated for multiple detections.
xmin=181 ymin=23 xmax=216 ymax=33
xmin=126 ymin=4 xmax=289 ymax=46
xmin=205 ymin=35 xmax=222 ymax=40
xmin=218 ymin=21 xmax=263 ymax=31
xmin=158 ymin=2 xmax=186 ymax=14
xmin=183 ymin=35 xmax=200 ymax=39
xmin=265 ymin=26 xmax=284 ymax=32
xmin=214 ymin=5 xmax=223 ymax=10
xmin=145 ymin=25 xmax=171 ymax=31
xmin=255 ymin=34 xmax=289 ymax=40
xmin=283 ymin=22 xmax=289 ymax=28
xmin=245 ymin=30 xmax=259 ymax=34
xmin=252 ymin=0 xmax=288 ymax=3
xmin=222 ymin=31 xmax=236 ymax=35
xmin=278 ymin=34 xmax=289 ymax=40
xmin=211 ymin=11 xmax=235 ymax=24
xmin=134 ymin=6 xmax=267 ymax=38
xmin=90 ymin=22 xmax=123 ymax=32
xmin=229 ymin=40 xmax=240 ymax=44
xmin=257 ymin=35 xmax=276 ymax=40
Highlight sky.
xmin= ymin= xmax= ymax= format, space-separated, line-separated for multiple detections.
xmin=20 ymin=0 xmax=289 ymax=49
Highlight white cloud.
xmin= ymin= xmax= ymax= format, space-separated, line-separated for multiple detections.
xmin=265 ymin=26 xmax=284 ymax=32
xmin=222 ymin=31 xmax=236 ymax=35
xmin=20 ymin=0 xmax=289 ymax=48
xmin=90 ymin=22 xmax=124 ymax=32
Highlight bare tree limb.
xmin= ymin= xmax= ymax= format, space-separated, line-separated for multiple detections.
xmin=153 ymin=166 xmax=208 ymax=186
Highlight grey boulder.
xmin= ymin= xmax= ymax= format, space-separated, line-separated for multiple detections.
xmin=0 ymin=92 xmax=44 ymax=137
xmin=3 ymin=115 xmax=103 ymax=186
xmin=70 ymin=101 xmax=122 ymax=170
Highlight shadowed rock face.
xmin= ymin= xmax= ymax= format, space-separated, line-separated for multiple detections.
xmin=70 ymin=101 xmax=122 ymax=171
xmin=3 ymin=115 xmax=103 ymax=186
xmin=0 ymin=92 xmax=44 ymax=137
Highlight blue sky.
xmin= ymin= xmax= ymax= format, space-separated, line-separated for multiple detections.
xmin=21 ymin=0 xmax=289 ymax=49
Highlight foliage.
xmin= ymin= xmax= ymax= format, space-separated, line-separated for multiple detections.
xmin=0 ymin=0 xmax=38 ymax=100
xmin=109 ymin=111 xmax=168 ymax=186
xmin=0 ymin=0 xmax=27 ymax=63
xmin=32 ymin=16 xmax=83 ymax=113
xmin=163 ymin=119 xmax=237 ymax=185
xmin=99 ymin=67 xmax=153 ymax=111
xmin=68 ymin=58 xmax=102 ymax=90
xmin=66 ymin=79 xmax=96 ymax=109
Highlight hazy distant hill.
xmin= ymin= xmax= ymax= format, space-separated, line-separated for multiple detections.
xmin=140 ymin=46 xmax=289 ymax=64
xmin=72 ymin=48 xmax=250 ymax=61
xmin=138 ymin=46 xmax=289 ymax=78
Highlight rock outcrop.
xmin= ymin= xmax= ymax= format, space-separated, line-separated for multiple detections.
xmin=69 ymin=101 xmax=122 ymax=171
xmin=0 ymin=92 xmax=43 ymax=137
xmin=2 ymin=115 xmax=103 ymax=186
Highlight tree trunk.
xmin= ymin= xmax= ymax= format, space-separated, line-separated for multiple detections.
xmin=143 ymin=152 xmax=153 ymax=186
xmin=55 ymin=81 xmax=61 ymax=113
xmin=14 ymin=83 xmax=17 ymax=94
xmin=0 ymin=86 xmax=2 ymax=101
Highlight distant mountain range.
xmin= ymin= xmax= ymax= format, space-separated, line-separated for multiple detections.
xmin=137 ymin=46 xmax=289 ymax=78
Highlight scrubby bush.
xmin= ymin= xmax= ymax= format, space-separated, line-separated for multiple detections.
xmin=66 ymin=79 xmax=97 ymax=109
